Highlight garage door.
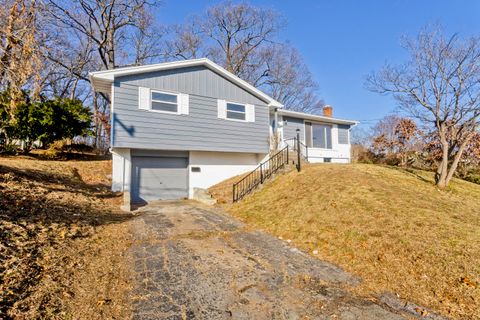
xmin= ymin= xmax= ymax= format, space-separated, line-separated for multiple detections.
xmin=131 ymin=156 xmax=188 ymax=203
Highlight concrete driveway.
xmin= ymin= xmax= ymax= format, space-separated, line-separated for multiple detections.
xmin=128 ymin=201 xmax=426 ymax=320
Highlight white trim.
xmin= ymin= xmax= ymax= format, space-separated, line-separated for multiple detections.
xmin=278 ymin=108 xmax=358 ymax=126
xmin=110 ymin=84 xmax=115 ymax=146
xmin=246 ymin=103 xmax=255 ymax=122
xmin=217 ymin=99 xmax=227 ymax=119
xmin=138 ymin=87 xmax=150 ymax=110
xmin=179 ymin=93 xmax=189 ymax=115
xmin=303 ymin=119 xmax=308 ymax=145
xmin=89 ymin=58 xmax=283 ymax=108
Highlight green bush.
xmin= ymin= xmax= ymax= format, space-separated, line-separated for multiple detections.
xmin=0 ymin=92 xmax=92 ymax=153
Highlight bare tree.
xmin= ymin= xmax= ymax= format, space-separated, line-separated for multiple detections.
xmin=367 ymin=28 xmax=480 ymax=187
xmin=371 ymin=115 xmax=404 ymax=154
xmin=41 ymin=31 xmax=95 ymax=100
xmin=131 ymin=13 xmax=165 ymax=65
xmin=162 ymin=23 xmax=205 ymax=61
xmin=44 ymin=0 xmax=161 ymax=148
xmin=0 ymin=0 xmax=43 ymax=115
xmin=164 ymin=1 xmax=323 ymax=113
xmin=45 ymin=0 xmax=159 ymax=70
xmin=201 ymin=1 xmax=284 ymax=84
xmin=260 ymin=43 xmax=323 ymax=113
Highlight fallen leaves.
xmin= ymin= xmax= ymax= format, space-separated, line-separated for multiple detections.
xmin=0 ymin=157 xmax=126 ymax=318
xmin=460 ymin=276 xmax=477 ymax=288
xmin=96 ymin=299 xmax=112 ymax=306
xmin=415 ymin=307 xmax=429 ymax=317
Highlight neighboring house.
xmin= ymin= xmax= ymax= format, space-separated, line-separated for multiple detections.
xmin=89 ymin=58 xmax=357 ymax=208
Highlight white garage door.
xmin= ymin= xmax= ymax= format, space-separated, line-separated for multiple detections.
xmin=131 ymin=156 xmax=188 ymax=203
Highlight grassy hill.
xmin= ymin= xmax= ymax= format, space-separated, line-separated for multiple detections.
xmin=210 ymin=164 xmax=480 ymax=319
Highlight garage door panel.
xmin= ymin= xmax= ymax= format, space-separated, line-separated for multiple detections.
xmin=132 ymin=156 xmax=188 ymax=203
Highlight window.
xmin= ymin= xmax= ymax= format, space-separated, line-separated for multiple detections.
xmin=218 ymin=100 xmax=254 ymax=122
xmin=151 ymin=91 xmax=178 ymax=113
xmin=312 ymin=123 xmax=332 ymax=149
xmin=338 ymin=124 xmax=350 ymax=144
xmin=226 ymin=102 xmax=246 ymax=120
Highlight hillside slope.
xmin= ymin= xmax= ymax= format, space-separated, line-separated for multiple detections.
xmin=0 ymin=156 xmax=133 ymax=319
xmin=210 ymin=164 xmax=480 ymax=319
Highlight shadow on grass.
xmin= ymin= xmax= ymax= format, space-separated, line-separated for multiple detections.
xmin=0 ymin=160 xmax=134 ymax=318
xmin=0 ymin=163 xmax=130 ymax=228
xmin=1 ymin=151 xmax=111 ymax=162
xmin=0 ymin=164 xmax=116 ymax=200
xmin=381 ymin=165 xmax=433 ymax=185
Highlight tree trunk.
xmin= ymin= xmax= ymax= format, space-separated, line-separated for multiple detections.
xmin=435 ymin=128 xmax=449 ymax=188
xmin=93 ymin=93 xmax=99 ymax=148
xmin=444 ymin=139 xmax=469 ymax=186
xmin=435 ymin=157 xmax=448 ymax=188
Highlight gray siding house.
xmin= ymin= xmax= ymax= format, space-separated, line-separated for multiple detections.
xmin=90 ymin=58 xmax=357 ymax=208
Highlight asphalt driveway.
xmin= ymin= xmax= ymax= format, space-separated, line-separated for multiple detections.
xmin=127 ymin=201 xmax=433 ymax=320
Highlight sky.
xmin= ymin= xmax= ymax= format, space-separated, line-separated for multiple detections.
xmin=156 ymin=0 xmax=480 ymax=128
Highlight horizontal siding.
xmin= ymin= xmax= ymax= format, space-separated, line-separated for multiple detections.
xmin=283 ymin=116 xmax=305 ymax=142
xmin=115 ymin=65 xmax=267 ymax=105
xmin=112 ymin=82 xmax=269 ymax=153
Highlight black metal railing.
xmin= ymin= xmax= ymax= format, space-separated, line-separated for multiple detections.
xmin=284 ymin=137 xmax=309 ymax=161
xmin=232 ymin=145 xmax=289 ymax=202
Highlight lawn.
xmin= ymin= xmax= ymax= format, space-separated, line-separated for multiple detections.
xmin=0 ymin=154 xmax=133 ymax=319
xmin=210 ymin=164 xmax=480 ymax=319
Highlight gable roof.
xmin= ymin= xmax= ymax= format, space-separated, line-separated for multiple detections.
xmin=278 ymin=109 xmax=358 ymax=126
xmin=89 ymin=58 xmax=283 ymax=107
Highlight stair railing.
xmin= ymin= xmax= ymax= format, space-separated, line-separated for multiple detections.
xmin=284 ymin=137 xmax=309 ymax=161
xmin=232 ymin=145 xmax=289 ymax=202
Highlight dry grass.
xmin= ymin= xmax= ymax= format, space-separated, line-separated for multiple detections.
xmin=210 ymin=164 xmax=480 ymax=319
xmin=0 ymin=155 xmax=134 ymax=319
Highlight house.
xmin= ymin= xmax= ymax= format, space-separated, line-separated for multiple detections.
xmin=275 ymin=107 xmax=357 ymax=163
xmin=89 ymin=58 xmax=357 ymax=209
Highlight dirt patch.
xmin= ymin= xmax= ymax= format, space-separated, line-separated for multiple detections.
xmin=0 ymin=156 xmax=134 ymax=319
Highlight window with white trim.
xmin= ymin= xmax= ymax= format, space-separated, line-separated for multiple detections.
xmin=151 ymin=90 xmax=178 ymax=113
xmin=312 ymin=123 xmax=332 ymax=149
xmin=226 ymin=102 xmax=246 ymax=121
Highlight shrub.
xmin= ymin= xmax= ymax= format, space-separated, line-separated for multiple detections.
xmin=465 ymin=174 xmax=480 ymax=185
xmin=45 ymin=140 xmax=68 ymax=159
xmin=1 ymin=93 xmax=92 ymax=153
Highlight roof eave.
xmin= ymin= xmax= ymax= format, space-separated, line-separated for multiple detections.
xmin=89 ymin=58 xmax=283 ymax=106
xmin=278 ymin=109 xmax=358 ymax=125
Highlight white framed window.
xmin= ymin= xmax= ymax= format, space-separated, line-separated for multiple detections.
xmin=338 ymin=124 xmax=350 ymax=144
xmin=312 ymin=123 xmax=332 ymax=149
xmin=151 ymin=90 xmax=178 ymax=113
xmin=217 ymin=99 xmax=255 ymax=122
xmin=138 ymin=87 xmax=189 ymax=115
xmin=226 ymin=102 xmax=246 ymax=120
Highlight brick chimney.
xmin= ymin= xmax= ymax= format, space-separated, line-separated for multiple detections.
xmin=323 ymin=105 xmax=333 ymax=117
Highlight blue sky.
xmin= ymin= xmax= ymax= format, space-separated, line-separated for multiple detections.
xmin=156 ymin=1 xmax=480 ymax=127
